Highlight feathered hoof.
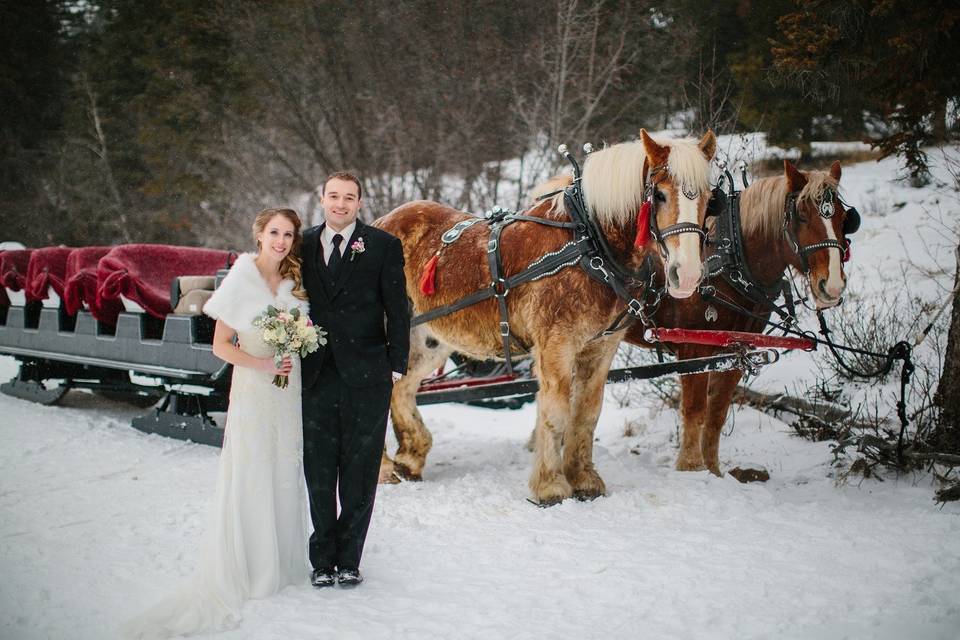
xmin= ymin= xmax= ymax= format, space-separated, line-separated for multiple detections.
xmin=572 ymin=488 xmax=604 ymax=502
xmin=526 ymin=495 xmax=565 ymax=508
xmin=378 ymin=465 xmax=402 ymax=484
xmin=675 ymin=458 xmax=707 ymax=472
xmin=393 ymin=461 xmax=423 ymax=482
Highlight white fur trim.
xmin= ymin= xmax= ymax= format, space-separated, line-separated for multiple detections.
xmin=202 ymin=253 xmax=308 ymax=331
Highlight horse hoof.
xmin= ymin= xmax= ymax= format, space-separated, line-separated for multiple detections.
xmin=526 ymin=496 xmax=564 ymax=508
xmin=675 ymin=459 xmax=707 ymax=472
xmin=393 ymin=462 xmax=423 ymax=482
xmin=572 ymin=489 xmax=604 ymax=502
xmin=378 ymin=469 xmax=402 ymax=484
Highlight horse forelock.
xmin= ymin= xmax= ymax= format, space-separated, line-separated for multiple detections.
xmin=740 ymin=170 xmax=841 ymax=240
xmin=663 ymin=138 xmax=712 ymax=198
xmin=582 ymin=137 xmax=711 ymax=227
xmin=797 ymin=170 xmax=840 ymax=209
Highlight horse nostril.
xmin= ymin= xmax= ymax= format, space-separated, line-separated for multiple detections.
xmin=667 ymin=263 xmax=680 ymax=289
xmin=818 ymin=279 xmax=831 ymax=298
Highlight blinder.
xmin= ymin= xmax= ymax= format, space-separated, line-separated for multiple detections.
xmin=842 ymin=206 xmax=861 ymax=235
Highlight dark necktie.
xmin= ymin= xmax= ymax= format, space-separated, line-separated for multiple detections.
xmin=328 ymin=233 xmax=343 ymax=277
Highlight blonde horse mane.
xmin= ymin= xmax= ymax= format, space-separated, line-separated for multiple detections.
xmin=740 ymin=170 xmax=840 ymax=240
xmin=534 ymin=136 xmax=712 ymax=226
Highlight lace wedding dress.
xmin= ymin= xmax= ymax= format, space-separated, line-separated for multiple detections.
xmin=122 ymin=254 xmax=309 ymax=639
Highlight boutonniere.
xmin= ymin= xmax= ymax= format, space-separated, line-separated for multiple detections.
xmin=349 ymin=237 xmax=366 ymax=261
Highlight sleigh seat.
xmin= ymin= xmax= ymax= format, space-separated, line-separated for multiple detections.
xmin=63 ymin=246 xmax=115 ymax=320
xmin=25 ymin=247 xmax=73 ymax=308
xmin=95 ymin=244 xmax=233 ymax=325
xmin=1 ymin=249 xmax=32 ymax=306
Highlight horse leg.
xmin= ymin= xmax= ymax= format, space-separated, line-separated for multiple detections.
xmin=529 ymin=342 xmax=576 ymax=506
xmin=675 ymin=345 xmax=710 ymax=470
xmin=699 ymin=369 xmax=743 ymax=476
xmin=562 ymin=338 xmax=618 ymax=501
xmin=385 ymin=328 xmax=451 ymax=481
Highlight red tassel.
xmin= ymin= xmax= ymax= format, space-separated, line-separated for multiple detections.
xmin=634 ymin=201 xmax=651 ymax=248
xmin=842 ymin=238 xmax=851 ymax=263
xmin=419 ymin=253 xmax=440 ymax=296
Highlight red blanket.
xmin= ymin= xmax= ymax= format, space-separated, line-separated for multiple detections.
xmin=63 ymin=246 xmax=114 ymax=318
xmin=26 ymin=246 xmax=73 ymax=303
xmin=1 ymin=249 xmax=32 ymax=292
xmin=96 ymin=244 xmax=233 ymax=321
xmin=0 ymin=252 xmax=7 ymax=307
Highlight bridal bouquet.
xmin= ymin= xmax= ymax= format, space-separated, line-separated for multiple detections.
xmin=252 ymin=305 xmax=326 ymax=388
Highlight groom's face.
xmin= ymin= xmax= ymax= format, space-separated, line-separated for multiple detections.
xmin=321 ymin=178 xmax=362 ymax=232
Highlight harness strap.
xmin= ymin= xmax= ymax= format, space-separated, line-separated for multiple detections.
xmin=486 ymin=221 xmax=516 ymax=374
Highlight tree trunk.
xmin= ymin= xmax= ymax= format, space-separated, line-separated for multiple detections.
xmin=933 ymin=242 xmax=960 ymax=453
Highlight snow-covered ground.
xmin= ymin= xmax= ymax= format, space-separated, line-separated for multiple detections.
xmin=2 ymin=146 xmax=960 ymax=639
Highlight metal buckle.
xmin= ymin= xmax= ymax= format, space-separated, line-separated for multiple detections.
xmin=627 ymin=299 xmax=644 ymax=317
xmin=499 ymin=321 xmax=510 ymax=337
xmin=589 ymin=256 xmax=610 ymax=281
xmin=487 ymin=238 xmax=498 ymax=253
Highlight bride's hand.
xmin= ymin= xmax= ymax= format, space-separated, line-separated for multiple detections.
xmin=262 ymin=355 xmax=293 ymax=376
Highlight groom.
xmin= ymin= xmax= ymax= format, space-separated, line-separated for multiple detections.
xmin=300 ymin=172 xmax=410 ymax=588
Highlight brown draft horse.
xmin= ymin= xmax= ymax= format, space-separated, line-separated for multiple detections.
xmin=624 ymin=159 xmax=852 ymax=475
xmin=374 ymin=130 xmax=717 ymax=505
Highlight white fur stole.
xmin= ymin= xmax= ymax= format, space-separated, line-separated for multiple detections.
xmin=202 ymin=253 xmax=308 ymax=331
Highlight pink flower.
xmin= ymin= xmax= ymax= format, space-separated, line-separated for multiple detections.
xmin=350 ymin=237 xmax=366 ymax=261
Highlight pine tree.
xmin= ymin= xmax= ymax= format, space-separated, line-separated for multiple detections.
xmin=771 ymin=0 xmax=960 ymax=185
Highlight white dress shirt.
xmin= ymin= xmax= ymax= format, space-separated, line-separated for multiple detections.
xmin=320 ymin=221 xmax=356 ymax=265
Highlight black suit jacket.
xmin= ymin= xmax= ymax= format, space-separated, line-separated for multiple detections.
xmin=301 ymin=220 xmax=411 ymax=389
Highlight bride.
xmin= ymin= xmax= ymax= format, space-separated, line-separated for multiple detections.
xmin=123 ymin=208 xmax=311 ymax=638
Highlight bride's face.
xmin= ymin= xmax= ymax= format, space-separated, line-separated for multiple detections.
xmin=257 ymin=215 xmax=296 ymax=262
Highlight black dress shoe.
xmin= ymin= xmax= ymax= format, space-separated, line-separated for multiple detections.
xmin=311 ymin=567 xmax=336 ymax=588
xmin=337 ymin=568 xmax=363 ymax=587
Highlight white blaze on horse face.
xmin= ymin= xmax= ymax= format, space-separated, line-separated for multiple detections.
xmin=817 ymin=213 xmax=846 ymax=305
xmin=666 ymin=192 xmax=703 ymax=298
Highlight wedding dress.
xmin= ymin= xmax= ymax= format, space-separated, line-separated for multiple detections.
xmin=122 ymin=253 xmax=309 ymax=639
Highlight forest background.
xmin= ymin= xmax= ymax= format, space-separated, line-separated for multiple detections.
xmin=3 ymin=0 xmax=959 ymax=248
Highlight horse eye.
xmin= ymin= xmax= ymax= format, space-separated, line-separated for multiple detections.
xmin=654 ymin=190 xmax=667 ymax=203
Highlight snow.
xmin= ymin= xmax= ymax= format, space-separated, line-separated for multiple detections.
xmin=2 ymin=146 xmax=960 ymax=639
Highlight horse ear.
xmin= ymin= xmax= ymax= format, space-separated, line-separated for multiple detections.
xmin=640 ymin=129 xmax=669 ymax=166
xmin=829 ymin=160 xmax=842 ymax=181
xmin=698 ymin=129 xmax=717 ymax=160
xmin=784 ymin=159 xmax=807 ymax=191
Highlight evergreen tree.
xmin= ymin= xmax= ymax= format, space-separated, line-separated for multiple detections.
xmin=771 ymin=0 xmax=960 ymax=185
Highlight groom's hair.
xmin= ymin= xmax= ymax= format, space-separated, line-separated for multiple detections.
xmin=321 ymin=171 xmax=362 ymax=200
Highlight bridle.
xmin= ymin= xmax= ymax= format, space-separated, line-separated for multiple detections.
xmin=782 ymin=187 xmax=860 ymax=275
xmin=644 ymin=163 xmax=708 ymax=263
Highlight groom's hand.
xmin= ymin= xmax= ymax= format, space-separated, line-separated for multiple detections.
xmin=392 ymin=371 xmax=403 ymax=383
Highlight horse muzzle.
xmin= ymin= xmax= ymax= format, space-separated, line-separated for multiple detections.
xmin=666 ymin=260 xmax=703 ymax=299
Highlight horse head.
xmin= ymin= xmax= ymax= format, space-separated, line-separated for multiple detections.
xmin=637 ymin=129 xmax=717 ymax=299
xmin=782 ymin=159 xmax=855 ymax=309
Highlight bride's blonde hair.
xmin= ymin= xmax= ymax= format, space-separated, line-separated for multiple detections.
xmin=252 ymin=208 xmax=308 ymax=300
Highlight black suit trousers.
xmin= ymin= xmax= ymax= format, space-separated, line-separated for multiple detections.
xmin=302 ymin=357 xmax=391 ymax=571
